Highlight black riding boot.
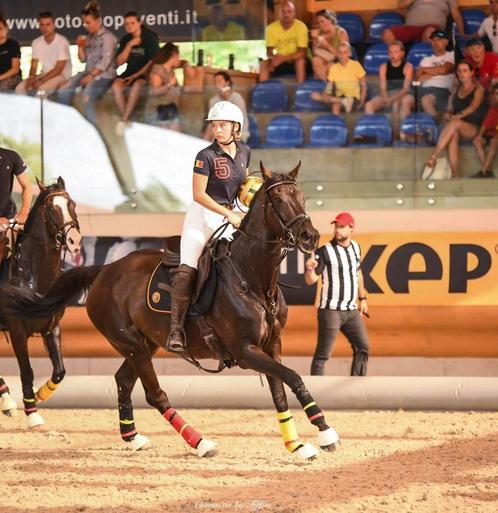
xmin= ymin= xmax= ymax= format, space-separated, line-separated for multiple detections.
xmin=166 ymin=264 xmax=197 ymax=353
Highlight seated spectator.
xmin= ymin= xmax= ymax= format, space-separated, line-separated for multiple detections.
xmin=113 ymin=12 xmax=159 ymax=135
xmin=465 ymin=38 xmax=498 ymax=91
xmin=16 ymin=12 xmax=71 ymax=95
xmin=477 ymin=0 xmax=498 ymax=54
xmin=311 ymin=42 xmax=367 ymax=114
xmin=310 ymin=9 xmax=349 ymax=81
xmin=0 ymin=13 xmax=21 ymax=91
xmin=365 ymin=41 xmax=414 ymax=138
xmin=425 ymin=60 xmax=487 ymax=178
xmin=146 ymin=42 xmax=193 ymax=131
xmin=382 ymin=0 xmax=464 ymax=44
xmin=202 ymin=5 xmax=246 ymax=41
xmin=259 ymin=1 xmax=308 ymax=84
xmin=58 ymin=1 xmax=117 ymax=126
xmin=203 ymin=71 xmax=249 ymax=142
xmin=400 ymin=30 xmax=454 ymax=121
xmin=472 ymin=82 xmax=498 ymax=178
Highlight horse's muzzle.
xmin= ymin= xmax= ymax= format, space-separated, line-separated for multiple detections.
xmin=298 ymin=226 xmax=319 ymax=253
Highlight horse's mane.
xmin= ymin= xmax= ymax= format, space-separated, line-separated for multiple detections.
xmin=22 ymin=182 xmax=65 ymax=234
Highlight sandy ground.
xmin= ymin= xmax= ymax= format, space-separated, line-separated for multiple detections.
xmin=1 ymin=408 xmax=498 ymax=513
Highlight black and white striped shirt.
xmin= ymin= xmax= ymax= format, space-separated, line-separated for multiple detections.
xmin=315 ymin=239 xmax=362 ymax=311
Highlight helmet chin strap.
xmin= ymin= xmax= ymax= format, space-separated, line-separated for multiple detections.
xmin=216 ymin=122 xmax=238 ymax=146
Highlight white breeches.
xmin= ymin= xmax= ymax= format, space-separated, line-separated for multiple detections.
xmin=180 ymin=202 xmax=234 ymax=269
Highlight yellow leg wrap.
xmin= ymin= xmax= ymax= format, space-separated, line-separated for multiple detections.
xmin=276 ymin=410 xmax=302 ymax=453
xmin=35 ymin=379 xmax=58 ymax=402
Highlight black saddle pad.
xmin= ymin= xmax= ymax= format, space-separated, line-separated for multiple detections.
xmin=146 ymin=260 xmax=217 ymax=316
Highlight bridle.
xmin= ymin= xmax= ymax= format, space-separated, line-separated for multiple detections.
xmin=41 ymin=191 xmax=80 ymax=252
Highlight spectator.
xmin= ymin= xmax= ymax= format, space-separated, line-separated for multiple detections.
xmin=365 ymin=41 xmax=414 ymax=138
xmin=259 ymin=1 xmax=308 ymax=84
xmin=304 ymin=212 xmax=369 ymax=376
xmin=425 ymin=60 xmax=486 ymax=178
xmin=146 ymin=42 xmax=193 ymax=131
xmin=57 ymin=1 xmax=117 ymax=125
xmin=16 ymin=12 xmax=71 ymax=95
xmin=0 ymin=13 xmax=21 ymax=91
xmin=310 ymin=9 xmax=349 ymax=81
xmin=477 ymin=0 xmax=498 ymax=54
xmin=113 ymin=12 xmax=160 ymax=135
xmin=203 ymin=71 xmax=249 ymax=142
xmin=311 ymin=42 xmax=367 ymax=114
xmin=465 ymin=38 xmax=498 ymax=91
xmin=400 ymin=30 xmax=454 ymax=121
xmin=472 ymin=82 xmax=498 ymax=178
xmin=382 ymin=0 xmax=464 ymax=45
xmin=201 ymin=5 xmax=246 ymax=41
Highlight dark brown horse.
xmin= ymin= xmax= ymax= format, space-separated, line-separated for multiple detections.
xmin=0 ymin=163 xmax=340 ymax=459
xmin=0 ymin=178 xmax=81 ymax=425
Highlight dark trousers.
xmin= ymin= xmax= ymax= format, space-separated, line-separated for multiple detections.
xmin=310 ymin=309 xmax=369 ymax=376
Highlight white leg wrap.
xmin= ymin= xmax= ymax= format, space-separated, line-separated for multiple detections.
xmin=197 ymin=438 xmax=217 ymax=457
xmin=0 ymin=393 xmax=17 ymax=413
xmin=295 ymin=443 xmax=319 ymax=460
xmin=318 ymin=428 xmax=340 ymax=447
xmin=26 ymin=412 xmax=45 ymax=428
xmin=129 ymin=433 xmax=150 ymax=451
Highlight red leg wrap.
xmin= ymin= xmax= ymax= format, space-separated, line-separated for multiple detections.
xmin=163 ymin=408 xmax=202 ymax=449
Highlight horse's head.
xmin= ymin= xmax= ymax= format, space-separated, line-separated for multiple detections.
xmin=257 ymin=161 xmax=319 ymax=253
xmin=34 ymin=176 xmax=82 ymax=254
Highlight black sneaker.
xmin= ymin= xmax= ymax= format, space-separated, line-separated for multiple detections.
xmin=470 ymin=171 xmax=485 ymax=178
xmin=483 ymin=171 xmax=496 ymax=178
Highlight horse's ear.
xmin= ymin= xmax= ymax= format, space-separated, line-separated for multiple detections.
xmin=36 ymin=177 xmax=46 ymax=191
xmin=260 ymin=161 xmax=272 ymax=181
xmin=57 ymin=176 xmax=65 ymax=189
xmin=289 ymin=161 xmax=301 ymax=181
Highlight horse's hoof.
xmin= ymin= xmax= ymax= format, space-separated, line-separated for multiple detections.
xmin=318 ymin=428 xmax=340 ymax=451
xmin=197 ymin=438 xmax=217 ymax=457
xmin=0 ymin=394 xmax=17 ymax=415
xmin=294 ymin=443 xmax=318 ymax=460
xmin=26 ymin=412 xmax=45 ymax=429
xmin=129 ymin=434 xmax=151 ymax=451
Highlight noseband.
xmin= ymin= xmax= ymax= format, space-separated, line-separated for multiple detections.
xmin=42 ymin=191 xmax=80 ymax=251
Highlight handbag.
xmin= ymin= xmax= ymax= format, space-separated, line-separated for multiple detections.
xmin=421 ymin=157 xmax=452 ymax=180
xmin=156 ymin=103 xmax=178 ymax=122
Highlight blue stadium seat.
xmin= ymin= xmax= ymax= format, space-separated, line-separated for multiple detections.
xmin=368 ymin=12 xmax=404 ymax=42
xmin=294 ymin=79 xmax=328 ymax=111
xmin=395 ymin=113 xmax=438 ymax=147
xmin=462 ymin=9 xmax=486 ymax=34
xmin=247 ymin=115 xmax=260 ymax=148
xmin=251 ymin=80 xmax=288 ymax=112
xmin=363 ymin=43 xmax=389 ymax=75
xmin=308 ymin=115 xmax=348 ymax=148
xmin=337 ymin=13 xmax=364 ymax=44
xmin=265 ymin=115 xmax=304 ymax=148
xmin=352 ymin=114 xmax=392 ymax=147
xmin=407 ymin=43 xmax=433 ymax=68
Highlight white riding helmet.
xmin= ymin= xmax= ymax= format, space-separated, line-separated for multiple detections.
xmin=206 ymin=101 xmax=244 ymax=131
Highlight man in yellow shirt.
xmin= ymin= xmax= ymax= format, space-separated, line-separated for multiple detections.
xmin=201 ymin=5 xmax=246 ymax=42
xmin=260 ymin=1 xmax=308 ymax=83
xmin=311 ymin=42 xmax=367 ymax=114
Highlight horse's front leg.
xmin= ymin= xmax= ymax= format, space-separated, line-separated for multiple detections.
xmin=0 ymin=376 xmax=17 ymax=416
xmin=36 ymin=325 xmax=66 ymax=403
xmin=240 ymin=342 xmax=340 ymax=456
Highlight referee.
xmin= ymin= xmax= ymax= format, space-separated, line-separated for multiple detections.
xmin=304 ymin=212 xmax=369 ymax=376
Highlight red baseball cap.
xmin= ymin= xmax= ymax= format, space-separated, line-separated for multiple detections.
xmin=331 ymin=212 xmax=355 ymax=227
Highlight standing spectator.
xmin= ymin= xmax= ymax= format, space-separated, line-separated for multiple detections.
xmin=311 ymin=42 xmax=367 ymax=114
xmin=477 ymin=0 xmax=498 ymax=54
xmin=113 ymin=12 xmax=159 ymax=135
xmin=400 ymin=30 xmax=454 ymax=120
xmin=425 ymin=60 xmax=486 ymax=178
xmin=365 ymin=41 xmax=414 ymax=139
xmin=0 ymin=13 xmax=21 ymax=91
xmin=310 ymin=9 xmax=349 ymax=81
xmin=472 ymin=83 xmax=498 ymax=178
xmin=203 ymin=71 xmax=249 ymax=142
xmin=201 ymin=4 xmax=246 ymax=41
xmin=58 ymin=1 xmax=117 ymax=125
xmin=382 ymin=0 xmax=464 ymax=45
xmin=465 ymin=38 xmax=498 ymax=91
xmin=259 ymin=1 xmax=308 ymax=84
xmin=305 ymin=212 xmax=369 ymax=376
xmin=16 ymin=12 xmax=71 ymax=95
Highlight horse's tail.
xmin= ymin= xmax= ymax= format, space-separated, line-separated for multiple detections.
xmin=0 ymin=265 xmax=103 ymax=320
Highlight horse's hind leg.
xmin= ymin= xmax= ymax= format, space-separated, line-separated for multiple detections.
xmin=0 ymin=376 xmax=17 ymax=416
xmin=36 ymin=325 xmax=66 ymax=403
